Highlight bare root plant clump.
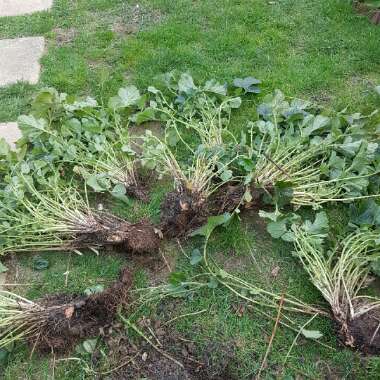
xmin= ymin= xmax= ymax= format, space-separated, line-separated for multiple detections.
xmin=0 ymin=268 xmax=133 ymax=353
xmin=291 ymin=214 xmax=380 ymax=353
xmin=0 ymin=183 xmax=160 ymax=255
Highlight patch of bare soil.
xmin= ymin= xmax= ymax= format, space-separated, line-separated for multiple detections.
xmin=105 ymin=323 xmax=237 ymax=380
xmin=112 ymin=4 xmax=163 ymax=36
xmin=30 ymin=267 xmax=132 ymax=354
xmin=53 ymin=28 xmax=76 ymax=46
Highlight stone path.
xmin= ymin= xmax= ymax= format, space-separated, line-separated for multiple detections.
xmin=0 ymin=122 xmax=22 ymax=148
xmin=0 ymin=37 xmax=45 ymax=86
xmin=0 ymin=0 xmax=53 ymax=17
xmin=0 ymin=2 xmax=52 ymax=147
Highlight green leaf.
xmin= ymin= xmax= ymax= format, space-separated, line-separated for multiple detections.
xmin=220 ymin=169 xmax=233 ymax=182
xmin=190 ymin=249 xmax=203 ymax=265
xmin=375 ymin=85 xmax=380 ymax=96
xmin=229 ymin=97 xmax=242 ymax=108
xmin=0 ymin=138 xmax=10 ymax=156
xmin=267 ymin=219 xmax=287 ymax=239
xmin=86 ymin=175 xmax=106 ymax=192
xmin=204 ymin=79 xmax=227 ymax=96
xmin=259 ymin=209 xmax=282 ymax=222
xmin=303 ymin=115 xmax=330 ymax=137
xmin=33 ymin=257 xmax=49 ymax=271
xmin=118 ymin=86 xmax=141 ymax=107
xmin=0 ymin=262 xmax=8 ymax=273
xmin=134 ymin=108 xmax=156 ymax=125
xmin=178 ymin=73 xmax=197 ymax=94
xmin=82 ymin=338 xmax=98 ymax=354
xmin=233 ymin=77 xmax=261 ymax=93
xmin=0 ymin=348 xmax=9 ymax=365
xmin=303 ymin=212 xmax=329 ymax=235
xmin=300 ymin=329 xmax=323 ymax=340
xmin=191 ymin=213 xmax=232 ymax=238
xmin=168 ymin=271 xmax=187 ymax=286
xmin=219 ymin=269 xmax=229 ymax=279
xmin=84 ymin=284 xmax=104 ymax=296
xmin=207 ymin=277 xmax=218 ymax=289
xmin=273 ymin=181 xmax=294 ymax=207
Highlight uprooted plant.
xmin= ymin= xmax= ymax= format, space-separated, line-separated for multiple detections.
xmin=0 ymin=178 xmax=160 ymax=255
xmin=242 ymin=90 xmax=380 ymax=209
xmin=282 ymin=211 xmax=380 ymax=353
xmin=0 ymin=267 xmax=132 ymax=353
xmin=141 ymin=130 xmax=244 ymax=236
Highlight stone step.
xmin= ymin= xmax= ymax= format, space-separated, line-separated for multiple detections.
xmin=0 ymin=37 xmax=45 ymax=87
xmin=0 ymin=122 xmax=21 ymax=149
xmin=0 ymin=0 xmax=53 ymax=17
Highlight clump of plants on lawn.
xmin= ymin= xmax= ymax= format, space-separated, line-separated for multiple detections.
xmin=1 ymin=71 xmax=380 ymax=361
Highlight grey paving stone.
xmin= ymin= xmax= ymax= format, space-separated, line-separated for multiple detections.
xmin=0 ymin=0 xmax=53 ymax=17
xmin=0 ymin=122 xmax=21 ymax=148
xmin=0 ymin=37 xmax=45 ymax=87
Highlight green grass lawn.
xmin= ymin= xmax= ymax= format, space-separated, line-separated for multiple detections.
xmin=1 ymin=0 xmax=380 ymax=379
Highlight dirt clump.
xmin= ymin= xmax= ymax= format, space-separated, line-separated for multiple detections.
xmin=160 ymin=189 xmax=208 ymax=237
xmin=344 ymin=305 xmax=380 ymax=354
xmin=31 ymin=267 xmax=132 ymax=354
xmin=71 ymin=216 xmax=161 ymax=254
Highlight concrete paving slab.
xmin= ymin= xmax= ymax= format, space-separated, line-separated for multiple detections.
xmin=0 ymin=122 xmax=21 ymax=148
xmin=0 ymin=0 xmax=53 ymax=17
xmin=0 ymin=37 xmax=45 ymax=87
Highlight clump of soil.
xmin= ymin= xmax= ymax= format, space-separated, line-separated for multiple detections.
xmin=126 ymin=181 xmax=150 ymax=203
xmin=30 ymin=268 xmax=132 ymax=354
xmin=343 ymin=304 xmax=380 ymax=354
xmin=72 ymin=216 xmax=161 ymax=254
xmin=160 ymin=189 xmax=208 ymax=237
xmin=160 ymin=184 xmax=269 ymax=237
xmin=105 ymin=323 xmax=237 ymax=380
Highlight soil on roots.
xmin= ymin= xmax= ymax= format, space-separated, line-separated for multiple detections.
xmin=74 ymin=219 xmax=161 ymax=254
xmin=160 ymin=189 xmax=208 ymax=237
xmin=344 ymin=305 xmax=380 ymax=354
xmin=126 ymin=183 xmax=150 ymax=203
xmin=160 ymin=185 xmax=269 ymax=237
xmin=31 ymin=268 xmax=133 ymax=354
